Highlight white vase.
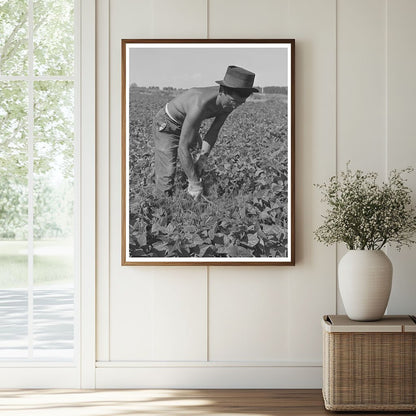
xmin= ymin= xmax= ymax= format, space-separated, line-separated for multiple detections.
xmin=338 ymin=250 xmax=393 ymax=321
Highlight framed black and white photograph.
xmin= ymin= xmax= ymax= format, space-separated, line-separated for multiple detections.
xmin=122 ymin=39 xmax=295 ymax=265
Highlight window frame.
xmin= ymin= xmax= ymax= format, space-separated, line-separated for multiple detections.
xmin=0 ymin=0 xmax=96 ymax=388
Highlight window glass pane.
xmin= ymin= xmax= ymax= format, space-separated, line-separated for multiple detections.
xmin=0 ymin=0 xmax=28 ymax=76
xmin=33 ymin=80 xmax=74 ymax=359
xmin=0 ymin=289 xmax=28 ymax=359
xmin=33 ymin=81 xmax=74 ymax=257
xmin=0 ymin=81 xmax=28 ymax=359
xmin=33 ymin=288 xmax=74 ymax=360
xmin=0 ymin=81 xmax=28 ymax=255
xmin=33 ymin=0 xmax=74 ymax=76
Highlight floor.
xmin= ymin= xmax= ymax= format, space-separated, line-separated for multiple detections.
xmin=0 ymin=389 xmax=413 ymax=416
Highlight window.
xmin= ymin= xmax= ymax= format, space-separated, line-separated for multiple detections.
xmin=0 ymin=0 xmax=78 ymax=361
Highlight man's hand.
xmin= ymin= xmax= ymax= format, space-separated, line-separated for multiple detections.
xmin=187 ymin=179 xmax=203 ymax=200
xmin=195 ymin=153 xmax=208 ymax=177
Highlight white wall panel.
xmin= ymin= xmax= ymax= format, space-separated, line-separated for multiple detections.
xmin=109 ymin=0 xmax=207 ymax=38
xmin=149 ymin=0 xmax=207 ymax=38
xmin=96 ymin=0 xmax=110 ymax=362
xmin=110 ymin=268 xmax=207 ymax=361
xmin=110 ymin=0 xmax=154 ymax=37
xmin=285 ymin=0 xmax=337 ymax=361
xmin=209 ymin=268 xmax=290 ymax=361
xmin=209 ymin=0 xmax=289 ymax=38
xmin=150 ymin=270 xmax=207 ymax=361
xmin=94 ymin=0 xmax=416 ymax=388
xmin=105 ymin=0 xmax=208 ymax=363
xmin=337 ymin=0 xmax=387 ymax=172
xmin=386 ymin=0 xmax=416 ymax=315
xmin=110 ymin=271 xmax=154 ymax=360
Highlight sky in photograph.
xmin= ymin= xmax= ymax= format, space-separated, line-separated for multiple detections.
xmin=128 ymin=44 xmax=289 ymax=89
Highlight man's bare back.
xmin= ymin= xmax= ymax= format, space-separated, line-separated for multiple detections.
xmin=167 ymin=86 xmax=233 ymax=125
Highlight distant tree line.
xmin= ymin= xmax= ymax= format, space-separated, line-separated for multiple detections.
xmin=262 ymin=86 xmax=288 ymax=95
xmin=130 ymin=84 xmax=288 ymax=95
xmin=129 ymin=84 xmax=185 ymax=94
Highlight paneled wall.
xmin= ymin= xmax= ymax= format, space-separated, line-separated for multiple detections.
xmin=95 ymin=0 xmax=416 ymax=388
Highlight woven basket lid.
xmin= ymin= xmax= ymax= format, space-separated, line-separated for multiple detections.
xmin=322 ymin=315 xmax=416 ymax=333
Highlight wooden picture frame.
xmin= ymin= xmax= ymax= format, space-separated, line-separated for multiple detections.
xmin=122 ymin=39 xmax=295 ymax=265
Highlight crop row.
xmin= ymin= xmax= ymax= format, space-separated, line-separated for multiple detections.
xmin=128 ymin=91 xmax=289 ymax=258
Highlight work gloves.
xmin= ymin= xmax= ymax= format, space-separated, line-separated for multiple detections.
xmin=187 ymin=179 xmax=203 ymax=200
xmin=187 ymin=151 xmax=209 ymax=200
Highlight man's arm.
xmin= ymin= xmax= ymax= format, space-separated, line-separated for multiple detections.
xmin=194 ymin=113 xmax=229 ymax=177
xmin=202 ymin=113 xmax=230 ymax=154
xmin=178 ymin=112 xmax=202 ymax=183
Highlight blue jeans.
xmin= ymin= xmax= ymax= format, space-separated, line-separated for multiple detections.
xmin=152 ymin=108 xmax=182 ymax=194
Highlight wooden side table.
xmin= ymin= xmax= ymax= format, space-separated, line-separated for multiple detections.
xmin=322 ymin=315 xmax=416 ymax=411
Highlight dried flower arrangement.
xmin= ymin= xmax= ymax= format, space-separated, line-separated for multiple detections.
xmin=314 ymin=164 xmax=416 ymax=250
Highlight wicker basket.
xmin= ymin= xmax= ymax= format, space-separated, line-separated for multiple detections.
xmin=322 ymin=315 xmax=416 ymax=411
